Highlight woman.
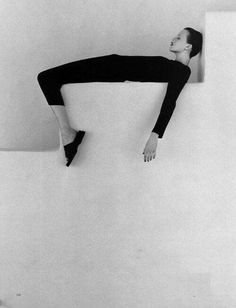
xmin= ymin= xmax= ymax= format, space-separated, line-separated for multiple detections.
xmin=37 ymin=27 xmax=203 ymax=166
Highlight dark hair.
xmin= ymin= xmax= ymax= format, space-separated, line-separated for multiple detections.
xmin=184 ymin=27 xmax=203 ymax=58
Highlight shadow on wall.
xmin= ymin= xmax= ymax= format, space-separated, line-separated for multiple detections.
xmin=198 ymin=36 xmax=205 ymax=82
xmin=197 ymin=22 xmax=205 ymax=83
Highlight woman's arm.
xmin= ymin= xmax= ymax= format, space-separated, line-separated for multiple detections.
xmin=151 ymin=65 xmax=191 ymax=138
xmin=142 ymin=65 xmax=190 ymax=162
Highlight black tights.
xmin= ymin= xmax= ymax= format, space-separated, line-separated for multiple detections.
xmin=37 ymin=54 xmax=129 ymax=106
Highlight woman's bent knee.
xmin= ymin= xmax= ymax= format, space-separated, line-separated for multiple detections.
xmin=37 ymin=70 xmax=48 ymax=84
xmin=37 ymin=69 xmax=56 ymax=85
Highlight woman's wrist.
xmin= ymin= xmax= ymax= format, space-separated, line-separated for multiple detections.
xmin=151 ymin=131 xmax=159 ymax=138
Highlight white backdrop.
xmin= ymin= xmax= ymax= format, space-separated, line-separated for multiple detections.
xmin=0 ymin=11 xmax=236 ymax=308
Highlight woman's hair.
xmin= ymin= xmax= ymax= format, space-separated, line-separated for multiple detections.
xmin=184 ymin=27 xmax=203 ymax=58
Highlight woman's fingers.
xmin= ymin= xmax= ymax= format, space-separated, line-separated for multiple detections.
xmin=143 ymin=151 xmax=156 ymax=162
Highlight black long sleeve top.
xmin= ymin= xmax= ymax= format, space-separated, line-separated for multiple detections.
xmin=112 ymin=55 xmax=191 ymax=138
xmin=149 ymin=58 xmax=191 ymax=138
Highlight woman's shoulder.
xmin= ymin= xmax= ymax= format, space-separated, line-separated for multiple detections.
xmin=170 ymin=59 xmax=191 ymax=74
xmin=167 ymin=60 xmax=191 ymax=81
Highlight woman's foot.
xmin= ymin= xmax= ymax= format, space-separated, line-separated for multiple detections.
xmin=63 ymin=130 xmax=86 ymax=167
xmin=61 ymin=128 xmax=77 ymax=147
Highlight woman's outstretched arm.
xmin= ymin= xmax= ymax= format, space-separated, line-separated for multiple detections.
xmin=152 ymin=65 xmax=191 ymax=138
xmin=143 ymin=65 xmax=191 ymax=162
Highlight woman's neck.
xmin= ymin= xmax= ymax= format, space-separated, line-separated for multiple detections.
xmin=174 ymin=53 xmax=190 ymax=66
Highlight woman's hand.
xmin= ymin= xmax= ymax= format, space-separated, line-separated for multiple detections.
xmin=142 ymin=132 xmax=159 ymax=162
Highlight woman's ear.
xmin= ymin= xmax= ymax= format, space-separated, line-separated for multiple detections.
xmin=185 ymin=44 xmax=192 ymax=52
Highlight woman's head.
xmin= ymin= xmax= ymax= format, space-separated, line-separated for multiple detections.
xmin=170 ymin=28 xmax=203 ymax=59
xmin=184 ymin=27 xmax=203 ymax=58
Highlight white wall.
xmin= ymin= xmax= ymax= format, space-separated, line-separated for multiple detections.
xmin=1 ymin=0 xmax=236 ymax=150
xmin=1 ymin=11 xmax=236 ymax=308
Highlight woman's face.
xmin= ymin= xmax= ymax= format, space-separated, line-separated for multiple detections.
xmin=169 ymin=29 xmax=190 ymax=53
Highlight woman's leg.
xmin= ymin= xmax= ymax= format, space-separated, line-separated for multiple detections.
xmin=37 ymin=54 xmax=123 ymax=146
xmin=50 ymin=105 xmax=76 ymax=146
xmin=37 ymin=67 xmax=77 ymax=146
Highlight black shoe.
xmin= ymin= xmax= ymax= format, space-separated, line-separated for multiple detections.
xmin=64 ymin=130 xmax=86 ymax=167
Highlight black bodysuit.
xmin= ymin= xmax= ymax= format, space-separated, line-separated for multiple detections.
xmin=37 ymin=54 xmax=191 ymax=138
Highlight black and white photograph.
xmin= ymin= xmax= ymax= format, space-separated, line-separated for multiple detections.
xmin=0 ymin=1 xmax=236 ymax=307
